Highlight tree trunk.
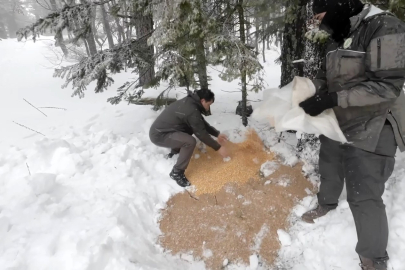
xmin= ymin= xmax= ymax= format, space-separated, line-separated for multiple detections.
xmin=267 ymin=33 xmax=270 ymax=49
xmin=86 ymin=26 xmax=98 ymax=56
xmin=6 ymin=13 xmax=18 ymax=38
xmin=297 ymin=0 xmax=324 ymax=172
xmin=49 ymin=0 xmax=58 ymax=10
xmin=304 ymin=0 xmax=326 ymax=80
xmin=55 ymin=0 xmax=63 ymax=9
xmin=100 ymin=4 xmax=114 ymax=48
xmin=108 ymin=2 xmax=125 ymax=43
xmin=115 ymin=19 xmax=124 ymax=43
xmin=237 ymin=0 xmax=248 ymax=127
xmin=262 ymin=19 xmax=266 ymax=62
xmin=78 ymin=0 xmax=97 ymax=55
xmin=123 ymin=0 xmax=131 ymax=39
xmin=254 ymin=8 xmax=259 ymax=54
xmin=246 ymin=17 xmax=250 ymax=46
xmin=56 ymin=32 xmax=70 ymax=56
xmin=280 ymin=0 xmax=308 ymax=87
xmin=0 ymin=21 xmax=7 ymax=39
xmin=195 ymin=36 xmax=209 ymax=89
xmin=134 ymin=10 xmax=155 ymax=87
xmin=49 ymin=0 xmax=69 ymax=56
xmin=91 ymin=6 xmax=103 ymax=47
xmin=84 ymin=39 xmax=90 ymax=56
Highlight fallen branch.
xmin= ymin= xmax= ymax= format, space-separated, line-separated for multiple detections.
xmin=129 ymin=97 xmax=177 ymax=106
xmin=26 ymin=162 xmax=31 ymax=176
xmin=12 ymin=121 xmax=45 ymax=136
xmin=221 ymin=89 xmax=240 ymax=93
xmin=23 ymin=98 xmax=47 ymax=117
xmin=38 ymin=106 xmax=67 ymax=111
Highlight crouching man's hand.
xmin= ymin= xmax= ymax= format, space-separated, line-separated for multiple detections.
xmin=217 ymin=133 xmax=228 ymax=145
xmin=299 ymin=92 xmax=338 ymax=116
xmin=218 ymin=146 xmax=230 ymax=158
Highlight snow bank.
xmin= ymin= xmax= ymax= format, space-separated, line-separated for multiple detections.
xmin=0 ymin=128 xmax=208 ymax=270
xmin=0 ymin=39 xmax=209 ymax=270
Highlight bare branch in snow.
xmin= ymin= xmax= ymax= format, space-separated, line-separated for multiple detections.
xmin=12 ymin=121 xmax=45 ymax=136
xmin=23 ymin=98 xmax=47 ymax=117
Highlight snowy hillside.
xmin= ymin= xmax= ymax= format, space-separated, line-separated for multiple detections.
xmin=1 ymin=39 xmax=405 ymax=270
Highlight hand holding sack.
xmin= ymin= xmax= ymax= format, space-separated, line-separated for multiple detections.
xmin=251 ymin=76 xmax=347 ymax=143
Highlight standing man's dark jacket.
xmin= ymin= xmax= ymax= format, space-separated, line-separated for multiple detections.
xmin=149 ymin=93 xmax=221 ymax=150
xmin=313 ymin=5 xmax=405 ymax=152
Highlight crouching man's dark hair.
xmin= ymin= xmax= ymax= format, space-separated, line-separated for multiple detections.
xmin=196 ymin=88 xmax=215 ymax=102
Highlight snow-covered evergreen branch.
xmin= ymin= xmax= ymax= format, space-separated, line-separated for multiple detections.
xmin=17 ymin=3 xmax=93 ymax=43
xmin=53 ymin=36 xmax=152 ymax=99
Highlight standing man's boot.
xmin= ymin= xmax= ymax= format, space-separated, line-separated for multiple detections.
xmin=359 ymin=256 xmax=387 ymax=270
xmin=301 ymin=205 xmax=331 ymax=223
xmin=170 ymin=169 xmax=191 ymax=187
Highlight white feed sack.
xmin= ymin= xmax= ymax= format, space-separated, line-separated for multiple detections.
xmin=252 ymin=76 xmax=347 ymax=143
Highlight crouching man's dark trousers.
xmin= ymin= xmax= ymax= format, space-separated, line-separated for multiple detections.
xmin=149 ymin=131 xmax=196 ymax=171
xmin=317 ymin=124 xmax=397 ymax=263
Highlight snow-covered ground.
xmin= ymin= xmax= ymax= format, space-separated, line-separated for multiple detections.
xmin=0 ymin=38 xmax=404 ymax=270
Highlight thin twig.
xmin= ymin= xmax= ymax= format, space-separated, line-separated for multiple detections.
xmin=12 ymin=121 xmax=45 ymax=136
xmin=186 ymin=189 xmax=199 ymax=200
xmin=39 ymin=106 xmax=67 ymax=111
xmin=26 ymin=162 xmax=31 ymax=176
xmin=35 ymin=0 xmax=51 ymax=11
xmin=247 ymin=99 xmax=262 ymax=102
xmin=221 ymin=89 xmax=240 ymax=93
xmin=23 ymin=99 xmax=47 ymax=117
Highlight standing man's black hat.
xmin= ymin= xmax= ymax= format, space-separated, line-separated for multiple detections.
xmin=313 ymin=0 xmax=328 ymax=14
xmin=313 ymin=0 xmax=365 ymax=42
xmin=313 ymin=0 xmax=364 ymax=16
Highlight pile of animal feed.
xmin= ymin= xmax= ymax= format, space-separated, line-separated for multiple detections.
xmin=186 ymin=130 xmax=274 ymax=195
xmin=159 ymin=130 xmax=314 ymax=269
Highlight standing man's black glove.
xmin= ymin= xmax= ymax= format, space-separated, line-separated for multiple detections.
xmin=299 ymin=92 xmax=338 ymax=116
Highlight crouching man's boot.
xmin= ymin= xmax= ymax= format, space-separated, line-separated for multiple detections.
xmin=359 ymin=256 xmax=387 ymax=270
xmin=169 ymin=169 xmax=191 ymax=187
xmin=301 ymin=205 xmax=331 ymax=223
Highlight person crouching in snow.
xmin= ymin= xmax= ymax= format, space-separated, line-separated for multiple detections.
xmin=299 ymin=0 xmax=405 ymax=269
xmin=149 ymin=89 xmax=229 ymax=187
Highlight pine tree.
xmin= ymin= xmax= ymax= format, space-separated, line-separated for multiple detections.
xmin=209 ymin=0 xmax=264 ymax=126
xmin=149 ymin=0 xmax=214 ymax=90
xmin=18 ymin=0 xmax=156 ymax=104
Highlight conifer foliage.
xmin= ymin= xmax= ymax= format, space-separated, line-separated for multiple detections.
xmin=17 ymin=0 xmax=278 ymax=124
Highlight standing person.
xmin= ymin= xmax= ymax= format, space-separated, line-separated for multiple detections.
xmin=149 ymin=89 xmax=229 ymax=187
xmin=299 ymin=0 xmax=405 ymax=269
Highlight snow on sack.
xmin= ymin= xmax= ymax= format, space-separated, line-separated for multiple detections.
xmin=252 ymin=76 xmax=347 ymax=143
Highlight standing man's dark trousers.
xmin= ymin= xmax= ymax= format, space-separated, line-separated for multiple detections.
xmin=149 ymin=131 xmax=197 ymax=171
xmin=317 ymin=123 xmax=397 ymax=264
